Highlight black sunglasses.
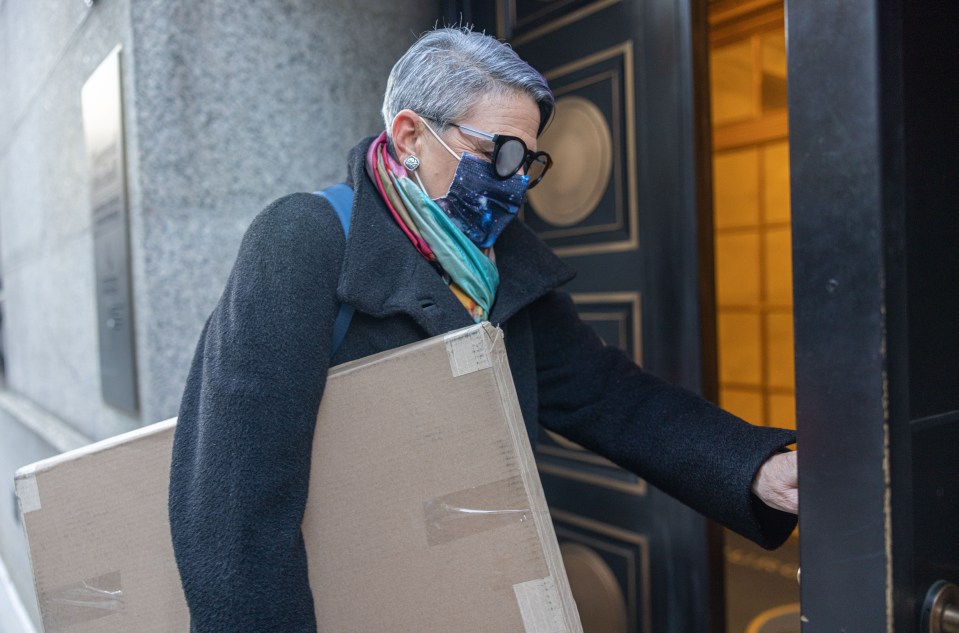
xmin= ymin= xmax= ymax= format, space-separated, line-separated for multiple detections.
xmin=446 ymin=122 xmax=553 ymax=188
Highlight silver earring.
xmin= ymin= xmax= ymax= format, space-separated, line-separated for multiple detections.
xmin=403 ymin=155 xmax=420 ymax=171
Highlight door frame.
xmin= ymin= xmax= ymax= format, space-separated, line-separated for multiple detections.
xmin=789 ymin=1 xmax=959 ymax=630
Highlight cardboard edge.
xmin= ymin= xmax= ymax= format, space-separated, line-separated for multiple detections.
xmin=12 ymin=473 xmax=45 ymax=631
xmin=513 ymin=576 xmax=569 ymax=633
xmin=13 ymin=417 xmax=178 ymax=484
xmin=444 ymin=326 xmax=495 ymax=377
xmin=327 ymin=323 xmax=502 ymax=380
xmin=16 ymin=518 xmax=44 ymax=633
xmin=14 ymin=475 xmax=41 ymax=514
xmin=14 ymin=418 xmax=169 ymax=631
xmin=488 ymin=334 xmax=584 ymax=633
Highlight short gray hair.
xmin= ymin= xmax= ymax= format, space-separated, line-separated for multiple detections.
xmin=381 ymin=27 xmax=554 ymax=139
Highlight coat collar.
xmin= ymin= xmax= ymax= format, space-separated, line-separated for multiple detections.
xmin=336 ymin=137 xmax=576 ymax=337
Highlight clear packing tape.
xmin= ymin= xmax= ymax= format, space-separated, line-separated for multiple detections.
xmin=12 ymin=324 xmax=580 ymax=633
xmin=438 ymin=324 xmax=579 ymax=633
xmin=13 ymin=418 xmax=176 ymax=633
xmin=42 ymin=571 xmax=124 ymax=632
xmin=424 ymin=475 xmax=537 ymax=546
xmin=422 ymin=477 xmax=569 ymax=633
xmin=432 ymin=327 xmax=549 ymax=547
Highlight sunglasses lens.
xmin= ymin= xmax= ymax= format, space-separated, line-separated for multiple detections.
xmin=526 ymin=155 xmax=550 ymax=187
xmin=496 ymin=139 xmax=526 ymax=177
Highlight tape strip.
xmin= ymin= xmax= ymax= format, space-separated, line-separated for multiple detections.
xmin=513 ymin=576 xmax=568 ymax=633
xmin=42 ymin=571 xmax=123 ymax=632
xmin=444 ymin=327 xmax=492 ymax=377
xmin=423 ymin=476 xmax=532 ymax=546
xmin=15 ymin=474 xmax=41 ymax=514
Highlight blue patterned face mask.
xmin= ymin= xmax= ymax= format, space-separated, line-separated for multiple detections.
xmin=420 ymin=119 xmax=529 ymax=249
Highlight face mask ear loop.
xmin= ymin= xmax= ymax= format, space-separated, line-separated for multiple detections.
xmin=419 ymin=115 xmax=461 ymax=161
xmin=413 ymin=170 xmax=428 ymax=193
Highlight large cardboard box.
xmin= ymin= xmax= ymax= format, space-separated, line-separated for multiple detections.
xmin=15 ymin=323 xmax=582 ymax=632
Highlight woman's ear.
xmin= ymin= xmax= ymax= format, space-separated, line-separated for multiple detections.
xmin=390 ymin=109 xmax=421 ymax=162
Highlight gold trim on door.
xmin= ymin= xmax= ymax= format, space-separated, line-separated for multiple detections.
xmin=502 ymin=0 xmax=623 ymax=45
xmin=536 ymin=291 xmax=645 ymax=494
xmin=571 ymin=291 xmax=643 ymax=362
xmin=529 ymin=71 xmax=625 ymax=240
xmin=538 ymin=462 xmax=647 ymax=495
xmin=560 ymin=542 xmax=629 ymax=633
xmin=552 ymin=509 xmax=653 ymax=633
xmin=530 ymin=42 xmax=640 ymax=257
xmin=528 ymin=95 xmax=614 ymax=228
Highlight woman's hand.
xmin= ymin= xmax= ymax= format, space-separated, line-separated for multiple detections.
xmin=752 ymin=451 xmax=798 ymax=514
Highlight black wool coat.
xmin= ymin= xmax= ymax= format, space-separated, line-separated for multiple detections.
xmin=169 ymin=137 xmax=797 ymax=633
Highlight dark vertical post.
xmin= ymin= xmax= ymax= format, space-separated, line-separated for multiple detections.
xmin=790 ymin=0 xmax=959 ymax=630
xmin=788 ymin=1 xmax=896 ymax=631
xmin=689 ymin=3 xmax=725 ymax=632
xmin=896 ymin=2 xmax=959 ymax=629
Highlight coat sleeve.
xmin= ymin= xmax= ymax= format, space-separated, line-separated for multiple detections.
xmin=529 ymin=290 xmax=797 ymax=549
xmin=169 ymin=193 xmax=345 ymax=633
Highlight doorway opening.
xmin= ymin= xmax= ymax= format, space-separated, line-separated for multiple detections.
xmin=707 ymin=1 xmax=798 ymax=631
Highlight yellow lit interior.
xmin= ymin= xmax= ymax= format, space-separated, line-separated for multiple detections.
xmin=710 ymin=11 xmax=794 ymax=429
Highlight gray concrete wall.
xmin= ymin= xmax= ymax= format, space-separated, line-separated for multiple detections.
xmin=128 ymin=0 xmax=437 ymax=423
xmin=0 ymin=0 xmax=438 ymax=629
xmin=1 ymin=0 xmax=139 ymax=622
xmin=1 ymin=0 xmax=137 ymax=446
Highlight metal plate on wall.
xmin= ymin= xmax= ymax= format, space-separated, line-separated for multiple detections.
xmin=82 ymin=45 xmax=139 ymax=413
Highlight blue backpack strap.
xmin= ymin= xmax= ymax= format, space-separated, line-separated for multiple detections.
xmin=313 ymin=183 xmax=355 ymax=359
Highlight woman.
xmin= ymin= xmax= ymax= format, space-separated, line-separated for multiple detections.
xmin=170 ymin=27 xmax=798 ymax=632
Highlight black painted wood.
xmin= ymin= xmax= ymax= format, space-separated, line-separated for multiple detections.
xmin=789 ymin=1 xmax=959 ymax=630
xmin=898 ymin=3 xmax=959 ymax=629
xmin=443 ymin=2 xmax=723 ymax=632
xmin=441 ymin=0 xmax=496 ymax=31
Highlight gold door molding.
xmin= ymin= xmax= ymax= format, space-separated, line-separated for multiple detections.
xmin=571 ymin=291 xmax=643 ymax=362
xmin=561 ymin=542 xmax=629 ymax=633
xmin=500 ymin=0 xmax=623 ymax=45
xmin=523 ymin=42 xmax=640 ymax=257
xmin=552 ymin=509 xmax=653 ymax=633
xmin=536 ymin=291 xmax=646 ymax=495
xmin=528 ymin=95 xmax=613 ymax=227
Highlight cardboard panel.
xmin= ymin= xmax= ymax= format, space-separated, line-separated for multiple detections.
xmin=16 ymin=323 xmax=582 ymax=633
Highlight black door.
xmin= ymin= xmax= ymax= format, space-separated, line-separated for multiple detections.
xmin=445 ymin=2 xmax=721 ymax=632
xmin=788 ymin=1 xmax=959 ymax=631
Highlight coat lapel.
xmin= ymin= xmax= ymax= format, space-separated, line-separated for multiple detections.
xmin=488 ymin=219 xmax=576 ymax=324
xmin=335 ymin=138 xmax=576 ymax=336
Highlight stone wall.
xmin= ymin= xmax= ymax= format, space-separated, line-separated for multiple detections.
xmin=0 ymin=0 xmax=438 ymax=629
